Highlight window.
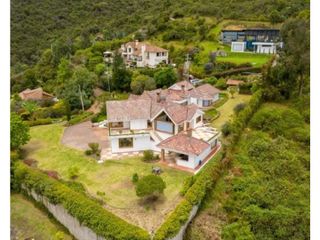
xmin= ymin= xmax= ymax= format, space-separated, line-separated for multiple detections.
xmin=110 ymin=122 xmax=123 ymax=128
xmin=178 ymin=154 xmax=188 ymax=161
xmin=157 ymin=52 xmax=160 ymax=57
xmin=203 ymin=100 xmax=212 ymax=107
xmin=128 ymin=48 xmax=131 ymax=53
xmin=196 ymin=115 xmax=202 ymax=123
xmin=119 ymin=138 xmax=133 ymax=148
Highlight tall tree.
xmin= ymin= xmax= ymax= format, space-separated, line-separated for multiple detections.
xmin=111 ymin=53 xmax=132 ymax=91
xmin=11 ymin=113 xmax=30 ymax=150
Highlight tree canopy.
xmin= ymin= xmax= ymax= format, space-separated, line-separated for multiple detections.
xmin=11 ymin=113 xmax=30 ymax=149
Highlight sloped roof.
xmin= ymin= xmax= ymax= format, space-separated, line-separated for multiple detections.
xmin=123 ymin=41 xmax=168 ymax=55
xmin=189 ymin=84 xmax=220 ymax=99
xmin=157 ymin=132 xmax=209 ymax=155
xmin=169 ymin=80 xmax=195 ymax=91
xmin=226 ymin=79 xmax=244 ymax=86
xmin=107 ymin=99 xmax=151 ymax=122
xmin=19 ymin=87 xmax=54 ymax=100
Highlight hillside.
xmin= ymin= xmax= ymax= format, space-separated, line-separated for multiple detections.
xmin=11 ymin=0 xmax=308 ymax=67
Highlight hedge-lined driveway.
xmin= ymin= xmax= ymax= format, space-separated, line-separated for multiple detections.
xmin=61 ymin=121 xmax=109 ymax=150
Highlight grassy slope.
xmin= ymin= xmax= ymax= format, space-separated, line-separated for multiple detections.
xmin=212 ymin=92 xmax=252 ymax=130
xmin=11 ymin=194 xmax=73 ymax=240
xmin=186 ymin=102 xmax=310 ymax=239
xmin=23 ymin=123 xmax=190 ymax=231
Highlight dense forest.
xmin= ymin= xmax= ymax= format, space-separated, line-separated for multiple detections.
xmin=11 ymin=0 xmax=308 ymax=66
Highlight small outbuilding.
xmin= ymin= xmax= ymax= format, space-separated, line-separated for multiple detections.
xmin=19 ymin=87 xmax=55 ymax=101
xmin=226 ymin=79 xmax=244 ymax=87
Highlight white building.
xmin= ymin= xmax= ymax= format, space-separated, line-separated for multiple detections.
xmin=120 ymin=40 xmax=168 ymax=68
xmin=106 ymin=81 xmax=221 ymax=171
xmin=231 ymin=42 xmax=246 ymax=52
xmin=252 ymin=42 xmax=282 ymax=54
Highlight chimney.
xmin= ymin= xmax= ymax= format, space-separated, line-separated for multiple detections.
xmin=156 ymin=92 xmax=161 ymax=103
xmin=181 ymin=84 xmax=185 ymax=92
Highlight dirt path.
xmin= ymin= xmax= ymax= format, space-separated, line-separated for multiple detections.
xmin=61 ymin=121 xmax=109 ymax=150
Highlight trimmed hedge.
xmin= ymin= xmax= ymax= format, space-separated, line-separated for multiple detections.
xmin=13 ymin=162 xmax=150 ymax=240
xmin=154 ymin=153 xmax=223 ymax=239
xmin=24 ymin=118 xmax=52 ymax=126
xmin=230 ymin=89 xmax=263 ymax=144
xmin=68 ymin=112 xmax=93 ymax=125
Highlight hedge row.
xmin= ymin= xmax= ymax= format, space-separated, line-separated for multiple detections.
xmin=68 ymin=112 xmax=93 ymax=125
xmin=24 ymin=118 xmax=52 ymax=126
xmin=13 ymin=162 xmax=150 ymax=240
xmin=230 ymin=89 xmax=263 ymax=144
xmin=154 ymin=153 xmax=223 ymax=240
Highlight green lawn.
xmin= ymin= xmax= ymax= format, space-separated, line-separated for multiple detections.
xmin=11 ymin=194 xmax=73 ymax=240
xmin=211 ymin=92 xmax=252 ymax=130
xmin=217 ymin=52 xmax=271 ymax=67
xmin=23 ymin=124 xmax=191 ymax=231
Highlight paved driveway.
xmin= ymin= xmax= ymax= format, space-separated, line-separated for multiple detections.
xmin=61 ymin=121 xmax=109 ymax=151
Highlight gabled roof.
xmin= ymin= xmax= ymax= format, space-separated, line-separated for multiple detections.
xmin=189 ymin=84 xmax=220 ymax=99
xmin=122 ymin=41 xmax=168 ymax=56
xmin=226 ymin=79 xmax=244 ymax=86
xmin=19 ymin=87 xmax=54 ymax=100
xmin=107 ymin=99 xmax=151 ymax=122
xmin=157 ymin=132 xmax=210 ymax=155
xmin=169 ymin=80 xmax=194 ymax=91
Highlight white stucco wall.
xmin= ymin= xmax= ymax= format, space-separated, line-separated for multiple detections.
xmin=130 ymin=119 xmax=148 ymax=130
xmin=110 ymin=134 xmax=151 ymax=153
xmin=190 ymin=111 xmax=203 ymax=129
xmin=190 ymin=97 xmax=197 ymax=105
xmin=188 ymin=145 xmax=212 ymax=168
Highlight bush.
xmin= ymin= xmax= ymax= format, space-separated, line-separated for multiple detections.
xmin=135 ymin=175 xmax=166 ymax=200
xmin=215 ymin=78 xmax=227 ymax=90
xmin=132 ymin=173 xmax=139 ymax=184
xmin=234 ymin=103 xmax=246 ymax=115
xmin=180 ymin=176 xmax=194 ymax=196
xmin=88 ymin=143 xmax=100 ymax=154
xmin=221 ymin=122 xmax=232 ymax=136
xmin=12 ymin=163 xmax=149 ymax=240
xmin=68 ymin=166 xmax=79 ymax=180
xmin=68 ymin=112 xmax=93 ymax=125
xmin=25 ymin=118 xmax=52 ymax=127
xmin=142 ymin=150 xmax=156 ymax=162
xmin=85 ymin=149 xmax=93 ymax=155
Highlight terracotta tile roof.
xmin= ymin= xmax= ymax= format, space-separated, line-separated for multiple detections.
xmin=19 ymin=87 xmax=54 ymax=100
xmin=123 ymin=41 xmax=168 ymax=56
xmin=163 ymin=103 xmax=199 ymax=124
xmin=226 ymin=79 xmax=244 ymax=86
xmin=107 ymin=99 xmax=151 ymax=122
xmin=190 ymin=84 xmax=220 ymax=99
xmin=169 ymin=80 xmax=195 ymax=91
xmin=157 ymin=132 xmax=209 ymax=155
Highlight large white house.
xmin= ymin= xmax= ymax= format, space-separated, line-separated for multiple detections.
xmin=106 ymin=81 xmax=221 ymax=170
xmin=120 ymin=40 xmax=168 ymax=68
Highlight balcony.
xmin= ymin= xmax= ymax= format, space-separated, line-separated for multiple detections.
xmin=109 ymin=128 xmax=150 ymax=136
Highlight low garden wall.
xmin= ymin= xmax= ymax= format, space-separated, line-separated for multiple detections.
xmin=12 ymin=162 xmax=150 ymax=240
xmin=25 ymin=187 xmax=104 ymax=240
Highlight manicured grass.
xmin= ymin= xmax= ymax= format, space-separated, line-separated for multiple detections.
xmin=11 ymin=194 xmax=73 ymax=240
xmin=23 ymin=124 xmax=191 ymax=231
xmin=211 ymin=92 xmax=252 ymax=130
xmin=217 ymin=52 xmax=271 ymax=67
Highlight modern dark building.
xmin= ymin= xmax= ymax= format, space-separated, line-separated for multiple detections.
xmin=221 ymin=28 xmax=281 ymax=51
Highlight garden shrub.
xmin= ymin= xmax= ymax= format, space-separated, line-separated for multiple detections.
xmin=142 ymin=150 xmax=156 ymax=162
xmin=68 ymin=166 xmax=79 ymax=180
xmin=132 ymin=173 xmax=139 ymax=184
xmin=85 ymin=149 xmax=93 ymax=155
xmin=12 ymin=163 xmax=150 ymax=240
xmin=68 ymin=112 xmax=93 ymax=125
xmin=25 ymin=118 xmax=52 ymax=126
xmin=234 ymin=103 xmax=246 ymax=115
xmin=180 ymin=176 xmax=194 ymax=196
xmin=221 ymin=122 xmax=232 ymax=136
xmin=215 ymin=78 xmax=227 ymax=90
xmin=135 ymin=175 xmax=166 ymax=200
